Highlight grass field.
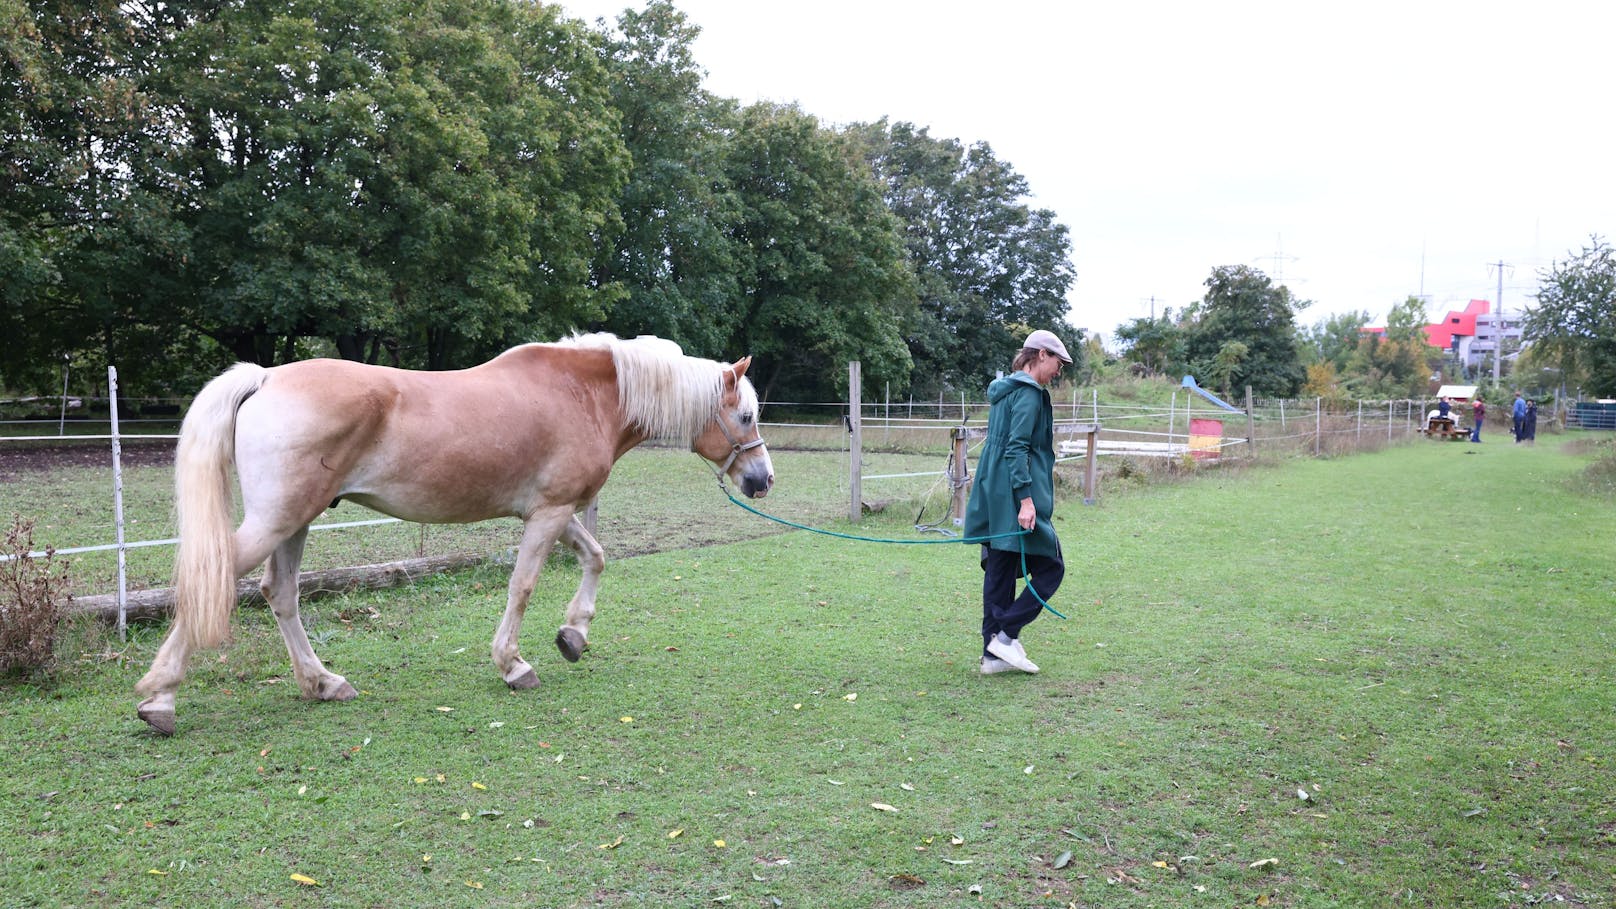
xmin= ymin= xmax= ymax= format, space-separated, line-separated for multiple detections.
xmin=2 ymin=439 xmax=1613 ymax=907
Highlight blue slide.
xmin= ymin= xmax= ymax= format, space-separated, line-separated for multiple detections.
xmin=1180 ymin=375 xmax=1244 ymax=413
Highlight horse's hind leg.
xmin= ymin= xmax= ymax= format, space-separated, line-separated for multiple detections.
xmin=135 ymin=522 xmax=285 ymax=735
xmin=555 ymin=515 xmax=606 ymax=663
xmin=264 ymin=527 xmax=356 ymax=702
xmin=492 ymin=506 xmax=572 ymax=689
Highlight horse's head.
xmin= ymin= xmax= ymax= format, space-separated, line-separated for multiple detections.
xmin=693 ymin=356 xmax=774 ymax=498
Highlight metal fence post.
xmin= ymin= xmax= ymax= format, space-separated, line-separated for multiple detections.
xmin=848 ymin=361 xmax=862 ymax=523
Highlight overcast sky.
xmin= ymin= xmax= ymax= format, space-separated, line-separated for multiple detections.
xmin=561 ymin=0 xmax=1612 ymax=346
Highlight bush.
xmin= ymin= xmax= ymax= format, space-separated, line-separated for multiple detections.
xmin=0 ymin=515 xmax=71 ymax=676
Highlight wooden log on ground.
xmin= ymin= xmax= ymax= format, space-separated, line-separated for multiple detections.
xmin=67 ymin=552 xmax=492 ymax=623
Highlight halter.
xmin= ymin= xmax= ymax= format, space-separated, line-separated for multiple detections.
xmin=704 ymin=407 xmax=768 ymax=488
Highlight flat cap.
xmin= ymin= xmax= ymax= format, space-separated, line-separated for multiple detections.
xmin=1023 ymin=329 xmax=1072 ymax=363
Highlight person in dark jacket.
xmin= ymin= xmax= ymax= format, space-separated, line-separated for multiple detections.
xmin=1523 ymin=399 xmax=1538 ymax=444
xmin=963 ymin=329 xmax=1071 ymax=675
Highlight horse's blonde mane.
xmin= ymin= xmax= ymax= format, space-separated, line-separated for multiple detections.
xmin=555 ymin=333 xmax=759 ymax=443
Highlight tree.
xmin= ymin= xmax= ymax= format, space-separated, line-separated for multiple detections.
xmin=1301 ymin=310 xmax=1372 ymax=370
xmin=589 ymin=0 xmax=738 ymax=358
xmin=719 ymin=103 xmax=915 ymax=402
xmin=1383 ymin=296 xmax=1430 ymax=344
xmin=1524 ymin=235 xmax=1616 ymax=396
xmin=847 ymin=121 xmax=1077 ymax=395
xmin=1113 ymin=310 xmax=1185 ymax=377
xmin=1 ymin=0 xmax=628 ymax=388
xmin=149 ymin=0 xmax=626 ymax=369
xmin=1182 ymin=265 xmax=1305 ymax=397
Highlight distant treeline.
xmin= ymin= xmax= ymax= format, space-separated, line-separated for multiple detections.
xmin=0 ymin=0 xmax=1078 ymax=403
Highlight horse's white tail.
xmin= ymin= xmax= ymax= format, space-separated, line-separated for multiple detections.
xmin=173 ymin=363 xmax=269 ymax=651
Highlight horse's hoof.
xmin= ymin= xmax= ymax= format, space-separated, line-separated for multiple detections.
xmin=506 ymin=668 xmax=540 ymax=690
xmin=137 ymin=700 xmax=176 ymax=736
xmin=555 ymin=627 xmax=587 ymax=663
xmin=323 ymin=679 xmax=358 ymax=701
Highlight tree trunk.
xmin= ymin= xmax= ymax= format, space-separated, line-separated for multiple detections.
xmin=67 ymin=552 xmax=490 ymax=623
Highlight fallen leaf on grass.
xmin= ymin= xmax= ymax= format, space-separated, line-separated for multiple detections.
xmin=1248 ymin=858 xmax=1279 ymax=870
xmin=942 ymin=858 xmax=973 ymax=866
xmin=888 ymin=873 xmax=925 ymax=890
xmin=900 ymin=783 xmax=915 ymax=791
xmin=598 ymin=836 xmax=623 ymax=850
xmin=713 ymin=839 xmax=726 ymax=848
xmin=843 ymin=693 xmax=857 ymax=702
xmin=871 ymin=803 xmax=899 ymax=813
xmin=146 ymin=869 xmax=168 ymax=876
xmin=464 ymin=880 xmax=483 ymax=889
xmin=472 ymin=782 xmax=487 ymax=790
xmin=290 ymin=873 xmax=320 ymax=887
xmin=1053 ymin=852 xmax=1073 ymax=869
xmin=668 ymin=829 xmax=683 ymax=839
xmin=435 ymin=706 xmax=454 ymax=712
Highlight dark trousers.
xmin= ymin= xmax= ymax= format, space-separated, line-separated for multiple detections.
xmin=1471 ymin=416 xmax=1482 ymax=442
xmin=980 ymin=546 xmax=1064 ymax=655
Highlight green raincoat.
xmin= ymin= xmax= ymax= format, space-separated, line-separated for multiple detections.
xmin=963 ymin=372 xmax=1061 ymax=559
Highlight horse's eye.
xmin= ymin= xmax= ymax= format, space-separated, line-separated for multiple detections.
xmin=738 ymin=413 xmax=754 ymax=427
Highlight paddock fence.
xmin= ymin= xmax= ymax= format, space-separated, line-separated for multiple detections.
xmin=0 ymin=365 xmax=1581 ymax=628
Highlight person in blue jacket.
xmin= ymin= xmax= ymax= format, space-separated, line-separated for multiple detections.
xmin=963 ymin=329 xmax=1071 ymax=675
xmin=1513 ymin=392 xmax=1527 ymax=442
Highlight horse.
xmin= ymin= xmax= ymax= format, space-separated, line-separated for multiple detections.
xmin=134 ymin=333 xmax=774 ymax=735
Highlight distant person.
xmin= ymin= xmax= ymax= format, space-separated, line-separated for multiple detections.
xmin=1437 ymin=396 xmax=1451 ymax=421
xmin=1470 ymin=396 xmax=1485 ymax=442
xmin=964 ymin=329 xmax=1070 ymax=676
xmin=1513 ymin=392 xmax=1527 ymax=442
xmin=1524 ymin=399 xmax=1538 ymax=444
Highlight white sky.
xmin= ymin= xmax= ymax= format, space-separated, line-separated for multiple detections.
xmin=561 ymin=0 xmax=1614 ymax=346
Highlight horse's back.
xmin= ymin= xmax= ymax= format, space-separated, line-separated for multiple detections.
xmin=233 ymin=352 xmax=624 ymax=525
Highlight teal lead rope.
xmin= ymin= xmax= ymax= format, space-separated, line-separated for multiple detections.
xmin=717 ymin=482 xmax=1067 ymax=619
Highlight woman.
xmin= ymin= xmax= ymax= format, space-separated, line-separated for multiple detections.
xmin=963 ymin=329 xmax=1071 ymax=675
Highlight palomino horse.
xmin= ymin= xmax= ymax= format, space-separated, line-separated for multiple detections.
xmin=135 ymin=333 xmax=773 ymax=735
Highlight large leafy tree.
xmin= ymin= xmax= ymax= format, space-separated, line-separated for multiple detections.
xmin=1524 ymin=235 xmax=1616 ymax=396
xmin=3 ymin=0 xmax=628 ymax=392
xmin=1114 ymin=310 xmax=1185 ymax=377
xmin=148 ymin=0 xmax=626 ymax=369
xmin=1301 ymin=309 xmax=1372 ymax=370
xmin=589 ymin=0 xmax=737 ymax=358
xmin=0 ymin=0 xmax=197 ymax=394
xmin=720 ymin=103 xmax=914 ymax=402
xmin=848 ymin=120 xmax=1078 ymax=394
xmin=1182 ymin=265 xmax=1305 ymax=397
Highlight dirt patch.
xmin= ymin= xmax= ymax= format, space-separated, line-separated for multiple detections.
xmin=0 ymin=440 xmax=176 ymax=483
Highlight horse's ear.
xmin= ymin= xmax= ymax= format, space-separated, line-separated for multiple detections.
xmin=729 ymin=356 xmax=752 ymax=381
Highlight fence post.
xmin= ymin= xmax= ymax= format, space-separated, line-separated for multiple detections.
xmin=1356 ymin=400 xmax=1363 ymax=444
xmin=1314 ymin=397 xmax=1322 ymax=457
xmin=108 ymin=365 xmax=129 ymax=641
xmin=1387 ymin=399 xmax=1394 ymax=441
xmin=1245 ymin=386 xmax=1256 ymax=459
xmin=848 ymin=361 xmax=862 ymax=523
xmin=949 ymin=426 xmax=970 ymax=525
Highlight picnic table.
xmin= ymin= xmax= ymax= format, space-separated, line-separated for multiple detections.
xmin=1422 ymin=416 xmax=1469 ymax=441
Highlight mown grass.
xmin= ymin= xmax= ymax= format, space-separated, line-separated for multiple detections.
xmin=2 ymin=440 xmax=1614 ymax=907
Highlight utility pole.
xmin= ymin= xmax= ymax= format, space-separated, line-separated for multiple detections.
xmin=1489 ymin=260 xmax=1509 ymax=384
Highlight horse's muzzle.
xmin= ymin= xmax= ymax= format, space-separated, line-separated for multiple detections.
xmin=739 ymin=468 xmax=773 ymax=499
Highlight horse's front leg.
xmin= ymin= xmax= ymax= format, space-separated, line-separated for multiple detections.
xmin=493 ymin=507 xmax=573 ymax=689
xmin=554 ymin=515 xmax=606 ymax=663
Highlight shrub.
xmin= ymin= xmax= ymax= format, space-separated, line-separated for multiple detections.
xmin=0 ymin=515 xmax=71 ymax=676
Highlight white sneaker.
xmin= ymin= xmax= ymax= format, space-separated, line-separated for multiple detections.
xmin=986 ymin=635 xmax=1039 ymax=674
xmin=980 ymin=656 xmax=1016 ymax=675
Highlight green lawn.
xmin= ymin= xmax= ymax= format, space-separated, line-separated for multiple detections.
xmin=2 ymin=440 xmax=1612 ymax=907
